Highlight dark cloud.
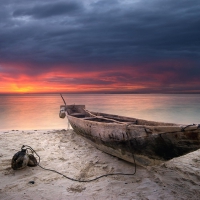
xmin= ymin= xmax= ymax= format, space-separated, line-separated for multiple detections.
xmin=13 ymin=1 xmax=82 ymax=19
xmin=44 ymin=76 xmax=114 ymax=85
xmin=0 ymin=0 xmax=200 ymax=93
xmin=0 ymin=0 xmax=199 ymax=64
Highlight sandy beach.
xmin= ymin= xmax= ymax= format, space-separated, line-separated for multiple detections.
xmin=0 ymin=129 xmax=200 ymax=200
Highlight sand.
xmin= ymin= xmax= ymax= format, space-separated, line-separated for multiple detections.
xmin=0 ymin=129 xmax=200 ymax=200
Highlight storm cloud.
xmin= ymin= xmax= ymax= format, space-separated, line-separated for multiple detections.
xmin=0 ymin=0 xmax=200 ymax=93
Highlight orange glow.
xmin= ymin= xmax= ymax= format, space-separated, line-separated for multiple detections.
xmin=0 ymin=60 xmax=199 ymax=94
xmin=0 ymin=67 xmax=145 ymax=93
xmin=11 ymin=84 xmax=34 ymax=93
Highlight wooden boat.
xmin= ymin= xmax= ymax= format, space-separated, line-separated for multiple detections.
xmin=59 ymin=104 xmax=200 ymax=166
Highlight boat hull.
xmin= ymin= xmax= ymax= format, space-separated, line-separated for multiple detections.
xmin=67 ymin=114 xmax=200 ymax=166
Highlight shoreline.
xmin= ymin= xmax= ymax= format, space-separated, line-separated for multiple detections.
xmin=0 ymin=129 xmax=62 ymax=133
xmin=0 ymin=129 xmax=200 ymax=199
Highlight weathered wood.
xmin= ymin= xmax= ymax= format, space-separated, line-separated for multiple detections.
xmin=83 ymin=109 xmax=129 ymax=124
xmin=60 ymin=104 xmax=200 ymax=166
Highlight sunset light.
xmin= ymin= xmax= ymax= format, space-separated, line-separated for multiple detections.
xmin=1 ymin=59 xmax=199 ymax=94
xmin=0 ymin=0 xmax=199 ymax=94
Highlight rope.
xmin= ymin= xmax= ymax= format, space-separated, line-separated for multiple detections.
xmin=142 ymin=124 xmax=200 ymax=136
xmin=181 ymin=124 xmax=196 ymax=132
xmin=21 ymin=145 xmax=136 ymax=183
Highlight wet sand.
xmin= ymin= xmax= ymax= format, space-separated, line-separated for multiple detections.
xmin=0 ymin=129 xmax=200 ymax=200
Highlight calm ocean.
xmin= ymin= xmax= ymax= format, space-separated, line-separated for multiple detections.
xmin=0 ymin=94 xmax=200 ymax=130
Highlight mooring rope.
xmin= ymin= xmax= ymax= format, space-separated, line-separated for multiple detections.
xmin=21 ymin=145 xmax=136 ymax=183
xmin=181 ymin=124 xmax=197 ymax=132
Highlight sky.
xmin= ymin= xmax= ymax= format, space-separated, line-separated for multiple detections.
xmin=0 ymin=0 xmax=200 ymax=94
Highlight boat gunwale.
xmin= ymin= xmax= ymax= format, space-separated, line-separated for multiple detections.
xmin=61 ymin=104 xmax=181 ymax=127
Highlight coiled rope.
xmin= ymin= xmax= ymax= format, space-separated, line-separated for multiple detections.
xmin=21 ymin=145 xmax=136 ymax=183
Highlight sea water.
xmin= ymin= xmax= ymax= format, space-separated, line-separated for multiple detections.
xmin=0 ymin=94 xmax=200 ymax=130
